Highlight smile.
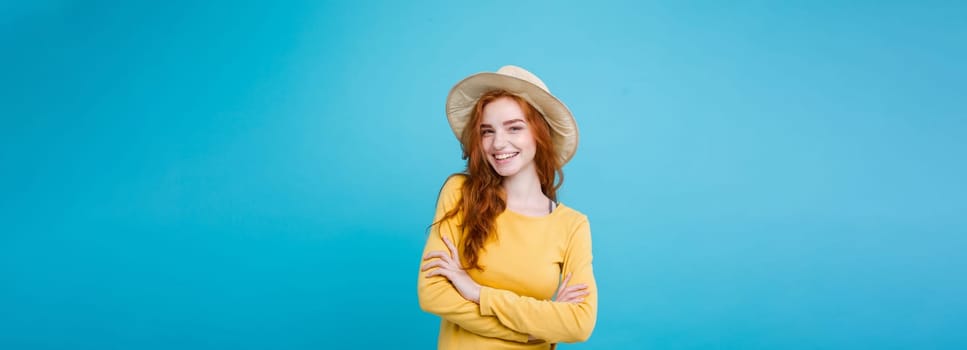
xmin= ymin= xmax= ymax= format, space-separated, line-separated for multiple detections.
xmin=494 ymin=152 xmax=519 ymax=161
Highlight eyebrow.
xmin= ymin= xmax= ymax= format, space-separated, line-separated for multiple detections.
xmin=480 ymin=119 xmax=526 ymax=128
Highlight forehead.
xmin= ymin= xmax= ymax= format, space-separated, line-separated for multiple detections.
xmin=481 ymin=97 xmax=526 ymax=124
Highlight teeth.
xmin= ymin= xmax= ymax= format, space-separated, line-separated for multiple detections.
xmin=495 ymin=153 xmax=518 ymax=160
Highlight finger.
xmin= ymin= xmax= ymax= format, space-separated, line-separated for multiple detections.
xmin=561 ymin=289 xmax=590 ymax=300
xmin=558 ymin=285 xmax=590 ymax=299
xmin=554 ymin=274 xmax=574 ymax=302
xmin=423 ymin=250 xmax=448 ymax=259
xmin=557 ymin=273 xmax=572 ymax=293
xmin=561 ymin=272 xmax=572 ymax=287
xmin=557 ymin=296 xmax=579 ymax=303
xmin=559 ymin=289 xmax=590 ymax=302
xmin=558 ymin=291 xmax=588 ymax=303
xmin=557 ymin=289 xmax=577 ymax=301
xmin=560 ymin=284 xmax=589 ymax=293
xmin=425 ymin=269 xmax=451 ymax=279
xmin=442 ymin=236 xmax=457 ymax=257
xmin=442 ymin=236 xmax=462 ymax=267
xmin=423 ymin=251 xmax=452 ymax=264
xmin=557 ymin=294 xmax=581 ymax=303
xmin=421 ymin=260 xmax=447 ymax=272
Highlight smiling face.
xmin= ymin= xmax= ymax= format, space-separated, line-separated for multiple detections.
xmin=479 ymin=96 xmax=538 ymax=178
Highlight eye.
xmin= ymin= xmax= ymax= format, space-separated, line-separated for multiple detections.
xmin=509 ymin=126 xmax=524 ymax=132
xmin=480 ymin=129 xmax=494 ymax=136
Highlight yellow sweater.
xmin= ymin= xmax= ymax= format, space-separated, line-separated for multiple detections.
xmin=418 ymin=174 xmax=598 ymax=350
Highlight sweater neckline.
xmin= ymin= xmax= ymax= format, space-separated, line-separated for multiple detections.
xmin=501 ymin=202 xmax=566 ymax=220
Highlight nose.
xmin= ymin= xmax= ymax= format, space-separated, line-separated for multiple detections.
xmin=492 ymin=130 xmax=508 ymax=149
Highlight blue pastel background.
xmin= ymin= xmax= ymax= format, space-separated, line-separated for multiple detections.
xmin=2 ymin=1 xmax=965 ymax=349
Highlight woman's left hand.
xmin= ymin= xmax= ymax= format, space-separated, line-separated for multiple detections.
xmin=422 ymin=236 xmax=483 ymax=303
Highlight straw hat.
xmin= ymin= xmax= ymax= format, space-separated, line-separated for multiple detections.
xmin=445 ymin=65 xmax=578 ymax=165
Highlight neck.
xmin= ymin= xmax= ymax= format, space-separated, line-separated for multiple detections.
xmin=501 ymin=166 xmax=545 ymax=203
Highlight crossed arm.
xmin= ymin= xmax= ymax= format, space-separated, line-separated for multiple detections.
xmin=417 ymin=221 xmax=531 ymax=342
xmin=416 ymin=178 xmax=597 ymax=343
xmin=418 ymin=228 xmax=592 ymax=343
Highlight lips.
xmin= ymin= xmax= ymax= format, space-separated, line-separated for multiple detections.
xmin=494 ymin=152 xmax=520 ymax=164
xmin=494 ymin=152 xmax=519 ymax=160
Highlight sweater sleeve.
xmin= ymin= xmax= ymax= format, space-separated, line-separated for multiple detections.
xmin=478 ymin=218 xmax=597 ymax=343
xmin=417 ymin=175 xmax=530 ymax=343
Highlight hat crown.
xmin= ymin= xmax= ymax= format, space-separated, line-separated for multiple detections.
xmin=497 ymin=65 xmax=549 ymax=92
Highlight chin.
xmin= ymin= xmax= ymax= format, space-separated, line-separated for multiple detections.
xmin=486 ymin=164 xmax=512 ymax=177
xmin=494 ymin=167 xmax=520 ymax=178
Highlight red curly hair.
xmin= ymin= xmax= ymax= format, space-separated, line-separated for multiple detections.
xmin=439 ymin=90 xmax=564 ymax=270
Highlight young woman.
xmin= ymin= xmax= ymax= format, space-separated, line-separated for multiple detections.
xmin=417 ymin=65 xmax=597 ymax=349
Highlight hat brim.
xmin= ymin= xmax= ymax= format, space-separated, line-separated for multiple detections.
xmin=445 ymin=72 xmax=578 ymax=166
